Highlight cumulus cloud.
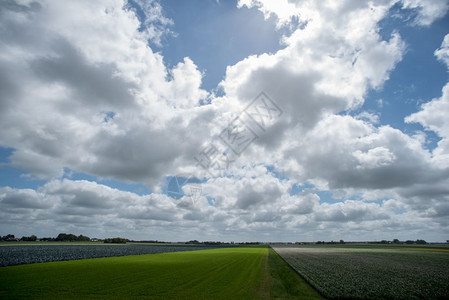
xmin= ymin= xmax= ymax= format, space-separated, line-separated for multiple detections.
xmin=285 ymin=115 xmax=442 ymax=190
xmin=0 ymin=187 xmax=51 ymax=209
xmin=401 ymin=0 xmax=449 ymax=26
xmin=239 ymin=0 xmax=449 ymax=28
xmin=0 ymin=0 xmax=210 ymax=185
xmin=127 ymin=0 xmax=174 ymax=47
xmin=0 ymin=178 xmax=222 ymax=239
xmin=406 ymin=84 xmax=449 ymax=163
xmin=223 ymin=0 xmax=406 ymax=134
xmin=435 ymin=34 xmax=449 ymax=68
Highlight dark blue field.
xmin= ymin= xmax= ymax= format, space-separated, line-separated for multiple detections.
xmin=0 ymin=244 xmax=227 ymax=266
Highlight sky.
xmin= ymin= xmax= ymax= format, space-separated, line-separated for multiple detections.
xmin=1 ymin=0 xmax=449 ymax=242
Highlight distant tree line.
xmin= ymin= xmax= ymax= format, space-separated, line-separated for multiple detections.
xmin=1 ymin=233 xmax=91 ymax=242
xmin=372 ymin=239 xmax=427 ymax=245
xmin=312 ymin=239 xmax=429 ymax=245
xmin=184 ymin=240 xmax=235 ymax=245
xmin=128 ymin=240 xmax=165 ymax=243
xmin=1 ymin=233 xmax=127 ymax=244
xmin=1 ymin=234 xmax=37 ymax=241
xmin=21 ymin=235 xmax=37 ymax=241
xmin=1 ymin=234 xmax=19 ymax=241
xmin=315 ymin=240 xmax=346 ymax=244
xmin=54 ymin=233 xmax=91 ymax=242
xmin=104 ymin=237 xmax=128 ymax=244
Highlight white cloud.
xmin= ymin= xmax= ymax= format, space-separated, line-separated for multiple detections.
xmin=314 ymin=200 xmax=390 ymax=222
xmin=355 ymin=112 xmax=380 ymax=124
xmin=435 ymin=34 xmax=449 ymax=68
xmin=406 ymin=83 xmax=449 ymax=166
xmin=128 ymin=0 xmax=174 ymax=47
xmin=0 ymin=187 xmax=51 ymax=209
xmin=223 ymin=0 xmax=406 ymax=133
xmin=286 ymin=115 xmax=439 ymax=189
xmin=240 ymin=0 xmax=449 ymax=28
xmin=237 ymin=0 xmax=300 ymax=28
xmin=353 ymin=147 xmax=396 ymax=169
xmin=401 ymin=0 xmax=449 ymax=26
xmin=280 ymin=192 xmax=319 ymax=215
xmin=0 ymin=0 xmax=210 ymax=186
xmin=1 ymin=175 xmax=446 ymax=241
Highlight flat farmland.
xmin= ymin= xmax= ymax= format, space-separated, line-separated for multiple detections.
xmin=0 ymin=245 xmax=320 ymax=299
xmin=273 ymin=245 xmax=449 ymax=300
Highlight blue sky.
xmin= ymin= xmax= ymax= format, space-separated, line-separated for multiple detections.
xmin=1 ymin=0 xmax=449 ymax=242
xmin=370 ymin=10 xmax=448 ymax=129
xmin=160 ymin=0 xmax=283 ymax=91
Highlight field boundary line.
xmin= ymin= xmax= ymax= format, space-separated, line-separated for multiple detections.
xmin=269 ymin=246 xmax=327 ymax=300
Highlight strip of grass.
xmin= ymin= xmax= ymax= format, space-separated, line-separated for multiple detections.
xmin=0 ymin=247 xmax=268 ymax=299
xmin=267 ymin=247 xmax=321 ymax=299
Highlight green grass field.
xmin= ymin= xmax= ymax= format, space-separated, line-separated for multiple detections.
xmin=0 ymin=246 xmax=319 ymax=299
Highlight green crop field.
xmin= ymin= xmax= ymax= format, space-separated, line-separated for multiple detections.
xmin=0 ymin=245 xmax=319 ymax=299
xmin=273 ymin=245 xmax=449 ymax=300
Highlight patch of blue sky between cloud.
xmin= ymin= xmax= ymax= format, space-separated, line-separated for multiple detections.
xmin=159 ymin=0 xmax=284 ymax=91
xmin=288 ymin=182 xmax=339 ymax=205
xmin=0 ymin=146 xmax=13 ymax=164
xmin=0 ymin=146 xmax=47 ymax=190
xmin=206 ymin=195 xmax=216 ymax=206
xmin=359 ymin=6 xmax=449 ymax=153
xmin=266 ymin=165 xmax=288 ymax=181
xmin=289 ymin=182 xmax=313 ymax=196
xmin=162 ymin=174 xmax=202 ymax=199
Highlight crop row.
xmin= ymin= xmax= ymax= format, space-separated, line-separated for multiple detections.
xmin=0 ymin=244 xmax=228 ymax=266
xmin=272 ymin=246 xmax=449 ymax=300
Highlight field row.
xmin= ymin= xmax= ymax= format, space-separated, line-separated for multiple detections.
xmin=273 ymin=245 xmax=449 ymax=300
xmin=0 ymin=244 xmax=228 ymax=266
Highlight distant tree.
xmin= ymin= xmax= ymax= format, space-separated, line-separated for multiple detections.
xmin=76 ymin=235 xmax=91 ymax=242
xmin=339 ymin=240 xmax=345 ymax=244
xmin=104 ymin=237 xmax=127 ymax=244
xmin=21 ymin=235 xmax=37 ymax=241
xmin=204 ymin=241 xmax=222 ymax=245
xmin=2 ymin=234 xmax=15 ymax=241
xmin=405 ymin=240 xmax=414 ymax=244
xmin=416 ymin=239 xmax=427 ymax=244
xmin=392 ymin=239 xmax=400 ymax=244
xmin=55 ymin=233 xmax=78 ymax=242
